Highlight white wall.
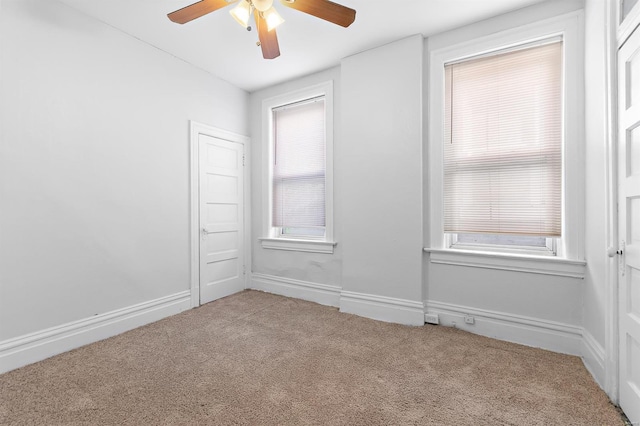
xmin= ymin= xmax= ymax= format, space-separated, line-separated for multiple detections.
xmin=248 ymin=67 xmax=343 ymax=288
xmin=248 ymin=37 xmax=424 ymax=324
xmin=0 ymin=0 xmax=248 ymax=341
xmin=340 ymin=35 xmax=424 ymax=303
xmin=423 ymin=0 xmax=586 ymax=355
xmin=248 ymin=1 xmax=596 ymax=340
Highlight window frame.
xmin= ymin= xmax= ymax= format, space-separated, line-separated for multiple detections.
xmin=260 ymin=81 xmax=335 ymax=254
xmin=442 ymin=38 xmax=563 ymax=256
xmin=448 ymin=234 xmax=557 ymax=256
xmin=427 ymin=12 xmax=585 ymax=271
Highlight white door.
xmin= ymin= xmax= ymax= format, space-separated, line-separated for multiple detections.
xmin=618 ymin=23 xmax=640 ymax=424
xmin=199 ymin=134 xmax=245 ymax=305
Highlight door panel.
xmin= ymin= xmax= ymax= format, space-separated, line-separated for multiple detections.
xmin=619 ymin=23 xmax=640 ymax=425
xmin=199 ymin=134 xmax=244 ymax=305
xmin=631 ymin=269 xmax=640 ymax=316
xmin=629 ymin=124 xmax=640 ymax=175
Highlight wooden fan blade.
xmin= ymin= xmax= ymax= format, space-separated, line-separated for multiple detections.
xmin=255 ymin=11 xmax=281 ymax=59
xmin=280 ymin=0 xmax=355 ymax=27
xmin=168 ymin=0 xmax=234 ymax=24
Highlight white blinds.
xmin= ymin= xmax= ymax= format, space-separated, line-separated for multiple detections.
xmin=444 ymin=41 xmax=563 ymax=237
xmin=272 ymin=97 xmax=326 ymax=229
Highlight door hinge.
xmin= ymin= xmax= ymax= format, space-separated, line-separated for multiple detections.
xmin=242 ymin=265 xmax=246 ymax=275
xmin=242 ymin=154 xmax=245 ymax=166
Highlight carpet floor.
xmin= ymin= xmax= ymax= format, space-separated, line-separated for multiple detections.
xmin=0 ymin=290 xmax=625 ymax=425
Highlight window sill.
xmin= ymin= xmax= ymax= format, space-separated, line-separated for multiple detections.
xmin=423 ymin=248 xmax=585 ymax=279
xmin=260 ymin=238 xmax=337 ymax=254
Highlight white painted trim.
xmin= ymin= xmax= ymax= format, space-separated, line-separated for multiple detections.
xmin=428 ymin=11 xmax=585 ymax=262
xmin=252 ymin=275 xmax=605 ymax=377
xmin=340 ymin=291 xmax=425 ymax=326
xmin=582 ymin=329 xmax=606 ymax=389
xmin=617 ymin=0 xmax=640 ymax=44
xmin=243 ymin=129 xmax=253 ymax=291
xmin=261 ymin=81 xmax=334 ymax=248
xmin=189 ymin=121 xmax=251 ymax=308
xmin=425 ymin=300 xmax=583 ymax=355
xmin=0 ymin=291 xmax=191 ymax=374
xmin=250 ymin=273 xmax=341 ymax=307
xmin=249 ymin=274 xmax=424 ymax=326
xmin=605 ymin=0 xmax=621 ymax=403
xmin=424 ymin=248 xmax=586 ymax=278
xmin=189 ymin=124 xmax=200 ymax=309
xmin=259 ymin=238 xmax=337 ymax=254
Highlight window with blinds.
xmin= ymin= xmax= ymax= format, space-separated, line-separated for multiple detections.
xmin=272 ymin=97 xmax=326 ymax=238
xmin=443 ymin=40 xmax=563 ymax=242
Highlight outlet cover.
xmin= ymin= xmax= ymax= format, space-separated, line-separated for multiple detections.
xmin=464 ymin=315 xmax=475 ymax=325
xmin=425 ymin=313 xmax=440 ymax=325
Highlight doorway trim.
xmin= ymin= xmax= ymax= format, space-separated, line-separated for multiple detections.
xmin=189 ymin=121 xmax=251 ymax=308
xmin=604 ymin=0 xmax=620 ymax=403
xmin=605 ymin=0 xmax=640 ymax=404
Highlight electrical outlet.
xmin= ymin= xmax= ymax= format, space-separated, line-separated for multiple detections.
xmin=464 ymin=315 xmax=475 ymax=325
xmin=425 ymin=313 xmax=439 ymax=325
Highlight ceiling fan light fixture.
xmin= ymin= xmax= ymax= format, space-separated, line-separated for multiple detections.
xmin=230 ymin=0 xmax=252 ymax=28
xmin=252 ymin=0 xmax=274 ymax=12
xmin=167 ymin=0 xmax=356 ymax=60
xmin=263 ymin=6 xmax=285 ymax=31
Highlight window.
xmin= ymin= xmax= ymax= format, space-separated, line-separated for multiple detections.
xmin=428 ymin=12 xmax=585 ymax=272
xmin=272 ymin=98 xmax=326 ymax=239
xmin=443 ymin=40 xmax=562 ymax=256
xmin=261 ymin=82 xmax=335 ymax=254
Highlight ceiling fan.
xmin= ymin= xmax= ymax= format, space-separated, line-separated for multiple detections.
xmin=167 ymin=0 xmax=356 ymax=60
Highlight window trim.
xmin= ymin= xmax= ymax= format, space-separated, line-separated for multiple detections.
xmin=260 ymin=81 xmax=335 ymax=254
xmin=423 ymin=247 xmax=586 ymax=279
xmin=427 ymin=11 xmax=585 ymax=265
xmin=448 ymin=234 xmax=557 ymax=257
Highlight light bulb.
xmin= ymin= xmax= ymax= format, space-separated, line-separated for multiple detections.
xmin=252 ymin=0 xmax=273 ymax=12
xmin=230 ymin=0 xmax=252 ymax=28
xmin=263 ymin=6 xmax=284 ymax=31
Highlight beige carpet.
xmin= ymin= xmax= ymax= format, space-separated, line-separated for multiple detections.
xmin=0 ymin=290 xmax=625 ymax=425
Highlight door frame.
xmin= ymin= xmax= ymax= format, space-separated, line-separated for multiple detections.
xmin=605 ymin=0 xmax=640 ymax=404
xmin=189 ymin=121 xmax=251 ymax=308
xmin=604 ymin=0 xmax=620 ymax=403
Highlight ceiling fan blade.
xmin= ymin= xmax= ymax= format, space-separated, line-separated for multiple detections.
xmin=255 ymin=10 xmax=281 ymax=59
xmin=168 ymin=0 xmax=234 ymax=24
xmin=280 ymin=0 xmax=355 ymax=28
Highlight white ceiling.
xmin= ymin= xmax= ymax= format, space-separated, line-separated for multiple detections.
xmin=58 ymin=0 xmax=549 ymax=92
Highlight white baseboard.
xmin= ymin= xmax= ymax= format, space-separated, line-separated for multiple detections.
xmin=250 ymin=273 xmax=341 ymax=307
xmin=340 ymin=291 xmax=425 ymax=326
xmin=0 ymin=290 xmax=191 ymax=374
xmin=581 ymin=329 xmax=606 ymax=388
xmin=425 ymin=300 xmax=583 ymax=355
xmin=249 ymin=273 xmax=425 ymax=326
xmin=1 ymin=279 xmax=605 ymax=384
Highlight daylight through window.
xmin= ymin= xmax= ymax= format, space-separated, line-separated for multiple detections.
xmin=443 ymin=40 xmax=563 ymax=247
xmin=272 ymin=97 xmax=326 ymax=239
